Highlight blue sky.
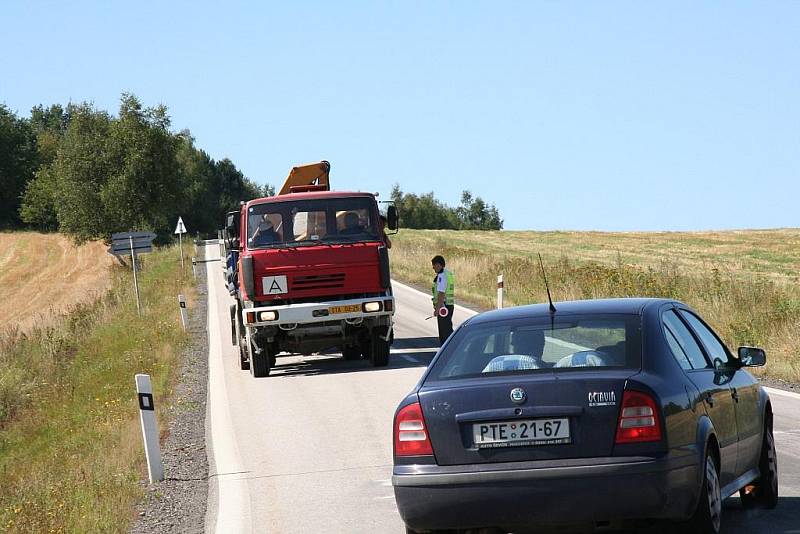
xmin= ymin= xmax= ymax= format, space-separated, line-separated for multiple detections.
xmin=2 ymin=1 xmax=798 ymax=231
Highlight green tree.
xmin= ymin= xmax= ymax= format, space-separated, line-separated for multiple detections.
xmin=0 ymin=105 xmax=37 ymax=228
xmin=20 ymin=104 xmax=73 ymax=229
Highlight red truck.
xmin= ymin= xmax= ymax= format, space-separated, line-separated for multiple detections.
xmin=225 ymin=161 xmax=397 ymax=377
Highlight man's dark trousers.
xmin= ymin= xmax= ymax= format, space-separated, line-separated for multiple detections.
xmin=437 ymin=305 xmax=455 ymax=345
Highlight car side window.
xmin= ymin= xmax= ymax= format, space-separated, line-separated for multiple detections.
xmin=662 ymin=310 xmax=709 ymax=369
xmin=678 ymin=311 xmax=730 ymax=368
xmin=664 ymin=326 xmax=693 ymax=370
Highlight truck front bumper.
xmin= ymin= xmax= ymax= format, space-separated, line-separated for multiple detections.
xmin=241 ymin=296 xmax=394 ymax=329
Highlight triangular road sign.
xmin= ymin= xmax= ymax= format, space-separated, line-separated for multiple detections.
xmin=174 ymin=216 xmax=187 ymax=235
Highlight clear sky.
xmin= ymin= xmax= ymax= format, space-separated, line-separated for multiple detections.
xmin=2 ymin=1 xmax=798 ymax=231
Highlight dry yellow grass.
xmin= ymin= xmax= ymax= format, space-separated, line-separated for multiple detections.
xmin=391 ymin=229 xmax=800 ymax=383
xmin=0 ymin=232 xmax=114 ymax=332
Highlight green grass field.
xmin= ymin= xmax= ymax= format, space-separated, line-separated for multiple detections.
xmin=391 ymin=229 xmax=800 ymax=383
xmin=0 ymin=244 xmax=195 ymax=533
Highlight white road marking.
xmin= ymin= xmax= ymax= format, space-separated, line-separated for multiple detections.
xmin=764 ymin=386 xmax=800 ymax=401
xmin=205 ymin=246 xmax=252 ymax=534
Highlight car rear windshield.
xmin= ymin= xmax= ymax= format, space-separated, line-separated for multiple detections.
xmin=427 ymin=314 xmax=642 ymax=381
xmin=246 ymin=197 xmax=379 ymax=248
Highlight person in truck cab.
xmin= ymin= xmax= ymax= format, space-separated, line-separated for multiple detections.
xmin=340 ymin=212 xmax=363 ymax=235
xmin=252 ymin=215 xmax=279 ymax=246
xmin=379 ymin=214 xmax=392 ymax=249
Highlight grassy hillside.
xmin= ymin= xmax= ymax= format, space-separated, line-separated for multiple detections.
xmin=0 ymin=243 xmax=195 ymax=533
xmin=391 ymin=229 xmax=800 ymax=383
xmin=0 ymin=232 xmax=115 ymax=331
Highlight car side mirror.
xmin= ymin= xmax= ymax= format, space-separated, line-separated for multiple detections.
xmin=737 ymin=346 xmax=766 ymax=367
xmin=387 ymin=205 xmax=398 ymax=231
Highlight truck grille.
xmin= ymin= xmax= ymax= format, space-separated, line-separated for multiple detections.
xmin=291 ymin=273 xmax=346 ymax=291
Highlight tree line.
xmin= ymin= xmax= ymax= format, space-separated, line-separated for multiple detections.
xmin=1 ymin=93 xmax=503 ymax=242
xmin=390 ymin=185 xmax=503 ymax=230
xmin=0 ymin=94 xmax=270 ymax=242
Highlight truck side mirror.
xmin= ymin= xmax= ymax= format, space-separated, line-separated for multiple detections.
xmin=387 ymin=205 xmax=398 ymax=231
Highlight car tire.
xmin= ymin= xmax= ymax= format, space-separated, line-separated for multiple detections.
xmin=371 ymin=334 xmax=390 ymax=367
xmin=689 ymin=451 xmax=722 ymax=534
xmin=342 ymin=345 xmax=361 ymax=361
xmin=740 ymin=424 xmax=779 ymax=509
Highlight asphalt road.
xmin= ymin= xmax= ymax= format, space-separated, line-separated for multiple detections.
xmin=203 ymin=243 xmax=800 ymax=534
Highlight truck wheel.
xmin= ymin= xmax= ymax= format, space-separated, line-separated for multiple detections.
xmin=342 ymin=345 xmax=361 ymax=361
xmin=234 ymin=304 xmax=249 ymax=370
xmin=229 ymin=304 xmax=238 ymax=346
xmin=371 ymin=335 xmax=390 ymax=367
xmin=249 ymin=334 xmax=271 ymax=378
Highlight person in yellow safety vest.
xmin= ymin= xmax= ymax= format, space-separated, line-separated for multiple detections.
xmin=431 ymin=255 xmax=455 ymax=345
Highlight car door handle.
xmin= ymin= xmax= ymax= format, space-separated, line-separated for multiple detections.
xmin=705 ymin=393 xmax=714 ymax=407
xmin=731 ymin=388 xmax=739 ymax=402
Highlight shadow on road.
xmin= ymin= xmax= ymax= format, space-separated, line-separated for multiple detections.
xmin=547 ymin=496 xmax=800 ymax=534
xmin=392 ymin=336 xmax=441 ymax=350
xmin=268 ymin=348 xmax=437 ymax=378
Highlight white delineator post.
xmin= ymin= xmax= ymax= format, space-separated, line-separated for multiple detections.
xmin=178 ymin=294 xmax=188 ymax=331
xmin=191 ymin=257 xmax=197 ymax=279
xmin=135 ymin=374 xmax=164 ymax=483
xmin=497 ymin=274 xmax=504 ymax=309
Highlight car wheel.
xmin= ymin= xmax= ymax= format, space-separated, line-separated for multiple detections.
xmin=741 ymin=424 xmax=779 ymax=509
xmin=371 ymin=334 xmax=390 ymax=367
xmin=689 ymin=452 xmax=722 ymax=534
xmin=342 ymin=345 xmax=361 ymax=361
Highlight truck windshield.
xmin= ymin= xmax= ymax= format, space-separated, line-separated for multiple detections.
xmin=246 ymin=197 xmax=380 ymax=248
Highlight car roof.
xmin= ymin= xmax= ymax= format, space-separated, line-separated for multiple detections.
xmin=467 ymin=297 xmax=680 ymax=326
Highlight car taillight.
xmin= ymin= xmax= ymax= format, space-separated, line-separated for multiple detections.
xmin=615 ymin=390 xmax=662 ymax=444
xmin=394 ymin=402 xmax=434 ymax=457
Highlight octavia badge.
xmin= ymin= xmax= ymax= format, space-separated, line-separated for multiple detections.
xmin=510 ymin=387 xmax=526 ymax=404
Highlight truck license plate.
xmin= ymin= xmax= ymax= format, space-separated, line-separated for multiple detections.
xmin=473 ymin=417 xmax=571 ymax=448
xmin=329 ymin=304 xmax=360 ymax=315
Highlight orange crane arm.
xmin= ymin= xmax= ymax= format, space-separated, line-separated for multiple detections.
xmin=278 ymin=160 xmax=331 ymax=195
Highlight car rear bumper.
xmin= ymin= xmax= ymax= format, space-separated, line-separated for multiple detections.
xmin=393 ymin=454 xmax=698 ymax=531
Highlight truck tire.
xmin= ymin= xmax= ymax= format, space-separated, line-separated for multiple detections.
xmin=249 ymin=335 xmax=271 ymax=378
xmin=371 ymin=334 xmax=390 ymax=367
xmin=342 ymin=345 xmax=361 ymax=361
xmin=233 ymin=303 xmax=249 ymax=370
xmin=230 ymin=304 xmax=238 ymax=346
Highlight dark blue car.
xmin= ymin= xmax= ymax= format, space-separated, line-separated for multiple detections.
xmin=392 ymin=299 xmax=778 ymax=534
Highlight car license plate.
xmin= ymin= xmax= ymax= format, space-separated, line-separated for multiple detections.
xmin=329 ymin=304 xmax=360 ymax=315
xmin=473 ymin=418 xmax=571 ymax=448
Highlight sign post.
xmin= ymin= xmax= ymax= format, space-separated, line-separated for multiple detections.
xmin=110 ymin=232 xmax=156 ymax=315
xmin=174 ymin=217 xmax=187 ymax=272
xmin=130 ymin=236 xmax=142 ymax=315
xmin=135 ymin=373 xmax=164 ymax=483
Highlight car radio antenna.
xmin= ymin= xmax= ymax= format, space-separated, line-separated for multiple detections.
xmin=538 ymin=253 xmax=557 ymax=314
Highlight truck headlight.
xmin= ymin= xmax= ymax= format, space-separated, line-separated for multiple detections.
xmin=363 ymin=301 xmax=382 ymax=313
xmin=259 ymin=311 xmax=278 ymax=321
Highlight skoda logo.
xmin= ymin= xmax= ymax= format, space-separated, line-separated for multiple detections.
xmin=510 ymin=387 xmax=527 ymax=404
